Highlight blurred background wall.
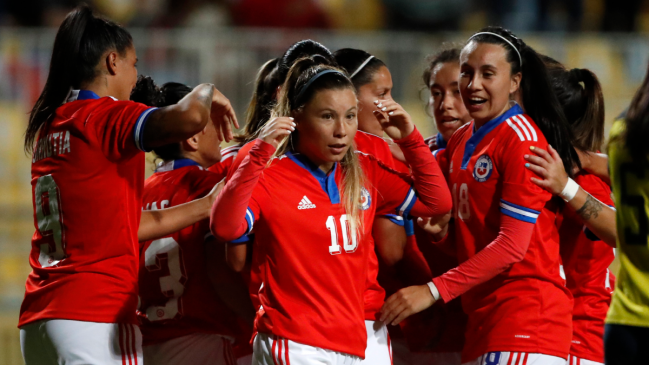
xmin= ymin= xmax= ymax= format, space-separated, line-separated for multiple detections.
xmin=1 ymin=0 xmax=649 ymax=362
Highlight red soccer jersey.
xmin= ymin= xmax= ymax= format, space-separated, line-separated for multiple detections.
xmin=138 ymin=159 xmax=245 ymax=346
xmin=231 ymin=146 xmax=424 ymax=358
xmin=20 ymin=90 xmax=155 ymax=327
xmin=557 ymin=173 xmax=615 ymax=363
xmin=208 ymin=144 xmax=241 ymax=181
xmin=437 ymin=104 xmax=573 ymax=362
xmin=228 ymin=131 xmax=400 ymax=322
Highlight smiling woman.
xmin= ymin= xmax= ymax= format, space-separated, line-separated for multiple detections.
xmin=382 ymin=26 xmax=579 ymax=365
xmin=210 ymin=56 xmax=452 ymax=364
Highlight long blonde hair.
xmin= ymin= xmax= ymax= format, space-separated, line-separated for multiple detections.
xmin=269 ymin=57 xmax=366 ymax=240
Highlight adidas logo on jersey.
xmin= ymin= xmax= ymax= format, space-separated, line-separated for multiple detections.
xmin=298 ymin=196 xmax=316 ymax=209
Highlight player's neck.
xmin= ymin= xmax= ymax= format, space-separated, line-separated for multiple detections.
xmin=180 ymin=151 xmax=211 ymax=169
xmin=79 ymin=76 xmax=122 ymax=100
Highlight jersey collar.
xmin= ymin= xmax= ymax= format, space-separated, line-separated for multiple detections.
xmin=436 ymin=132 xmax=447 ymax=149
xmin=67 ymin=89 xmax=117 ymax=103
xmin=461 ymin=103 xmax=523 ymax=170
xmin=156 ymin=158 xmax=203 ymax=172
xmin=286 ymin=151 xmax=341 ymax=204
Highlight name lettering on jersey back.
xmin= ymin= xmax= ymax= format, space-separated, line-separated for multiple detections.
xmin=143 ymin=200 xmax=170 ymax=211
xmin=32 ymin=131 xmax=71 ymax=163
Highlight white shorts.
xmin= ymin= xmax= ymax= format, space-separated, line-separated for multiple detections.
xmin=463 ymin=352 xmax=566 ymax=365
xmin=360 ymin=320 xmax=392 ymax=365
xmin=20 ymin=319 xmax=142 ymax=365
xmin=566 ymin=355 xmax=602 ymax=365
xmin=411 ymin=351 xmax=462 ymax=365
xmin=143 ymin=332 xmax=236 ymax=365
xmin=252 ymin=332 xmax=361 ymax=365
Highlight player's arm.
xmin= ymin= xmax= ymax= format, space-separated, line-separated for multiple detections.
xmin=143 ymin=84 xmax=239 ymax=149
xmin=210 ymin=117 xmax=294 ymax=242
xmin=525 ymin=145 xmax=616 ymax=247
xmin=138 ymin=181 xmax=224 ymax=241
xmin=373 ymin=99 xmax=452 ymax=217
xmin=204 ymin=238 xmax=256 ymax=326
xmin=577 ymin=149 xmax=611 ymax=186
xmin=381 ymin=215 xmax=534 ymax=325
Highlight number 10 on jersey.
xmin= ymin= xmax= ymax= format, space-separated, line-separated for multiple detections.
xmin=326 ymin=214 xmax=358 ymax=255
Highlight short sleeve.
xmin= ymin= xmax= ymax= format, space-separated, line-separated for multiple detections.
xmin=497 ymin=129 xmax=552 ymax=224
xmin=86 ymin=99 xmax=156 ymax=161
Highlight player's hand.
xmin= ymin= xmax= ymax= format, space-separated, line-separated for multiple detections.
xmin=380 ymin=284 xmax=436 ymax=326
xmin=372 ymin=99 xmax=415 ymax=140
xmin=258 ymin=117 xmax=295 ymax=149
xmin=524 ymin=144 xmax=568 ymax=196
xmin=417 ymin=212 xmax=451 ymax=241
xmin=210 ymin=86 xmax=239 ymax=143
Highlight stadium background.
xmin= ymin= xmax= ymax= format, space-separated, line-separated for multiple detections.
xmin=0 ymin=0 xmax=646 ymax=362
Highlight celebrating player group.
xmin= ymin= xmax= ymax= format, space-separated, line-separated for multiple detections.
xmin=18 ymin=4 xmax=649 ymax=365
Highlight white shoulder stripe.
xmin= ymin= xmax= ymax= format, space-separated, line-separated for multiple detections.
xmin=221 ymin=151 xmax=238 ymax=160
xmin=506 ymin=119 xmax=525 ymax=142
xmin=513 ymin=117 xmax=532 ymax=141
xmin=517 ymin=115 xmax=538 ymax=141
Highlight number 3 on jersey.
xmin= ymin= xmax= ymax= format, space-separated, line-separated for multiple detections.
xmin=35 ymin=175 xmax=66 ymax=267
xmin=143 ymin=237 xmax=187 ymax=321
xmin=327 ymin=214 xmax=358 ymax=255
xmin=453 ymin=183 xmax=471 ymax=220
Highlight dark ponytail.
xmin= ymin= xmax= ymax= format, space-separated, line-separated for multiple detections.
xmin=541 ymin=57 xmax=605 ymax=153
xmin=234 ymin=58 xmax=281 ymax=144
xmin=130 ymin=76 xmax=192 ymax=163
xmin=25 ymin=4 xmax=133 ymax=153
xmin=278 ymin=40 xmax=336 ymax=83
xmin=624 ymin=61 xmax=649 ymax=160
xmin=333 ymin=48 xmax=386 ymax=89
xmin=468 ymin=26 xmax=580 ymax=176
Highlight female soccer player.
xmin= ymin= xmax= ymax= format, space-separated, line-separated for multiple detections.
xmin=523 ymin=61 xmax=616 ymax=365
xmin=396 ymin=45 xmax=472 ymax=365
xmin=423 ymin=46 xmax=472 ymax=152
xmin=19 ymin=6 xmax=238 ymax=364
xmin=211 ymin=57 xmax=452 ymax=364
xmin=382 ymin=26 xmax=577 ymax=365
xmin=605 ymin=65 xmax=649 ymax=363
xmin=130 ymin=80 xmax=255 ymax=365
xmin=334 ymin=47 xmax=413 ymax=365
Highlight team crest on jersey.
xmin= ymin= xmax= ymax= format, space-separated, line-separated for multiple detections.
xmin=473 ymin=155 xmax=493 ymax=182
xmin=360 ymin=187 xmax=371 ymax=210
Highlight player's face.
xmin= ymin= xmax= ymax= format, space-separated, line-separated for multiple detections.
xmin=114 ymin=45 xmax=139 ymax=101
xmin=295 ymin=87 xmax=358 ymax=171
xmin=357 ymin=66 xmax=393 ymax=137
xmin=429 ymin=61 xmax=471 ymax=141
xmin=459 ymin=42 xmax=520 ymax=126
xmin=197 ymin=121 xmax=222 ymax=167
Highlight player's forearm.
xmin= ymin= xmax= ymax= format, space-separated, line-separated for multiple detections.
xmin=395 ymin=128 xmax=452 ymax=215
xmin=138 ymin=197 xmax=211 ymax=241
xmin=432 ymin=214 xmax=533 ymax=302
xmin=225 ymin=243 xmax=248 ymax=272
xmin=142 ymin=84 xmax=214 ymax=149
xmin=210 ymin=139 xmax=274 ymax=241
xmin=566 ymin=188 xmax=617 ymax=247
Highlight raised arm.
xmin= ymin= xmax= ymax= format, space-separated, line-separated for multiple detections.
xmin=138 ymin=180 xmax=223 ymax=241
xmin=143 ymin=84 xmax=239 ymax=149
xmin=525 ymin=145 xmax=616 ymax=247
xmin=210 ymin=117 xmax=295 ymax=270
xmin=373 ymin=99 xmax=452 ymax=217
